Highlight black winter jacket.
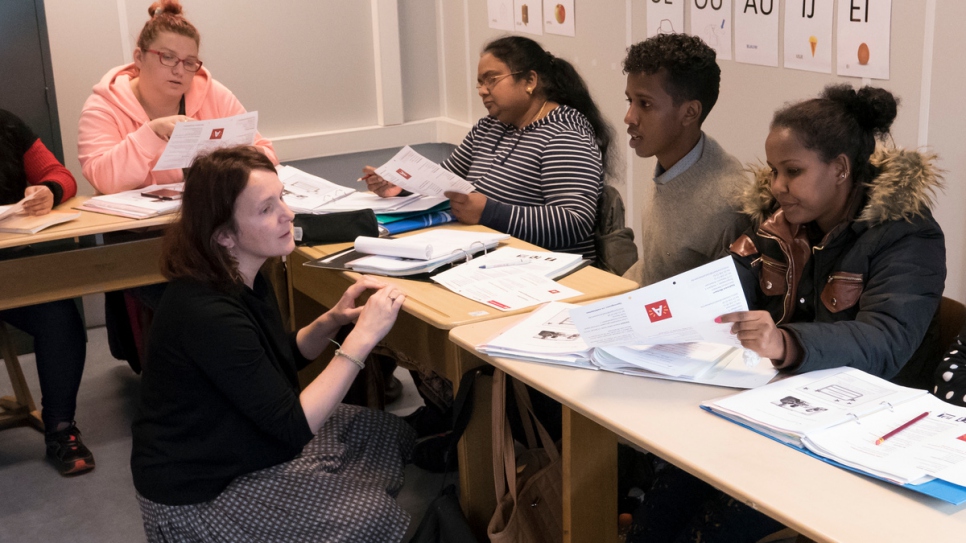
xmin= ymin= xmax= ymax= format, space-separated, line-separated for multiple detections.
xmin=730 ymin=147 xmax=946 ymax=386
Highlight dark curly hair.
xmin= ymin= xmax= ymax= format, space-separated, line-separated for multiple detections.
xmin=623 ymin=34 xmax=720 ymax=123
xmin=772 ymin=85 xmax=898 ymax=186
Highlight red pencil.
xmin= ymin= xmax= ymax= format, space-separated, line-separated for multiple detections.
xmin=875 ymin=411 xmax=930 ymax=445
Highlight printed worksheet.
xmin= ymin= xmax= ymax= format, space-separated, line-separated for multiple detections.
xmin=373 ymin=146 xmax=475 ymax=196
xmin=568 ymin=256 xmax=746 ymax=348
xmin=153 ymin=112 xmax=258 ymax=171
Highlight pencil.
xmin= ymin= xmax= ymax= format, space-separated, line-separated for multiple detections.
xmin=875 ymin=411 xmax=929 ymax=445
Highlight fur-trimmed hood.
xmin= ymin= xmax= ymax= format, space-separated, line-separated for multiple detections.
xmin=741 ymin=146 xmax=944 ymax=226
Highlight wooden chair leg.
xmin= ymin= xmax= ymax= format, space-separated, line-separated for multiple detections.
xmin=0 ymin=322 xmax=43 ymax=432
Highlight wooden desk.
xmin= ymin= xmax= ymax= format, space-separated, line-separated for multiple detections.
xmin=287 ymin=224 xmax=638 ymax=537
xmin=0 ymin=196 xmax=171 ymax=311
xmin=449 ymin=316 xmax=966 ymax=543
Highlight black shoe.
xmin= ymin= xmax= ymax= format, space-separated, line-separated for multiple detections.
xmin=403 ymin=405 xmax=453 ymax=438
xmin=45 ymin=423 xmax=95 ymax=476
xmin=412 ymin=432 xmax=458 ymax=473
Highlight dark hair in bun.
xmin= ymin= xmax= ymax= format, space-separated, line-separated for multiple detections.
xmin=772 ymin=84 xmax=899 ymax=185
xmin=137 ymin=0 xmax=199 ymax=51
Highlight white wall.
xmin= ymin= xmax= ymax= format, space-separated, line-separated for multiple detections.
xmin=42 ymin=0 xmax=965 ymax=302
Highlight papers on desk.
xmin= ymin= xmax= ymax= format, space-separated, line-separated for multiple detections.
xmin=277 ymin=165 xmax=355 ymax=213
xmin=344 ymin=229 xmax=509 ymax=276
xmin=78 ymin=184 xmax=183 ymax=219
xmin=318 ymin=191 xmax=448 ymax=214
xmin=153 ymin=112 xmax=259 ymax=171
xmin=477 ymin=301 xmax=778 ymax=388
xmin=703 ymin=367 xmax=966 ymax=504
xmin=432 ymin=248 xmax=585 ymax=311
xmin=0 ymin=210 xmax=81 ymax=234
xmin=374 ymin=146 xmax=475 ymax=196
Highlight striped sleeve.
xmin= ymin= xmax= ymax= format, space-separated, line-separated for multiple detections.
xmin=440 ymin=123 xmax=479 ymax=178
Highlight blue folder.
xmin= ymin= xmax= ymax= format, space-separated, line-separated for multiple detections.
xmin=700 ymin=405 xmax=966 ymax=505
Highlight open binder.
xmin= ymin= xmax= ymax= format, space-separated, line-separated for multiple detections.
xmin=702 ymin=367 xmax=966 ymax=504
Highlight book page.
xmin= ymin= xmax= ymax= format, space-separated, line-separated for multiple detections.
xmin=374 ymin=146 xmax=475 ymax=196
xmin=153 ymin=112 xmax=258 ymax=171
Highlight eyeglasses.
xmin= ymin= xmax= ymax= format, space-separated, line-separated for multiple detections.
xmin=145 ymin=49 xmax=203 ymax=72
xmin=476 ymin=72 xmax=522 ymax=91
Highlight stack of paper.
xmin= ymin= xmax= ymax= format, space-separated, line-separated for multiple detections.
xmin=78 ymin=184 xmax=183 ymax=219
xmin=345 ymin=229 xmax=509 ymax=276
xmin=373 ymin=146 xmax=474 ymax=196
xmin=431 ymin=248 xmax=586 ymax=311
xmin=0 ymin=210 xmax=81 ymax=234
xmin=277 ymin=165 xmax=355 ymax=213
xmin=318 ymin=192 xmax=447 ymax=214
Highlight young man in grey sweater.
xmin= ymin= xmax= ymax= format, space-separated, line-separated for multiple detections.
xmin=621 ymin=33 xmax=750 ymax=287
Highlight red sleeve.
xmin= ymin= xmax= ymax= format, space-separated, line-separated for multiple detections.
xmin=23 ymin=138 xmax=76 ymax=202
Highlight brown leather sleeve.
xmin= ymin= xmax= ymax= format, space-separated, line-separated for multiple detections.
xmin=771 ymin=328 xmax=803 ymax=370
xmin=729 ymin=234 xmax=758 ymax=257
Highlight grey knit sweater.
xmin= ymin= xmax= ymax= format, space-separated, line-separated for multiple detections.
xmin=623 ymin=135 xmax=751 ymax=286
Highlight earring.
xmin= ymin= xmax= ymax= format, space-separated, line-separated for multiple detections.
xmin=526 ymin=88 xmax=532 ymax=94
xmin=841 ymin=170 xmax=849 ymax=179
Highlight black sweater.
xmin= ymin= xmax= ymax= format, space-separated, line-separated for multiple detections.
xmin=131 ymin=275 xmax=314 ymax=505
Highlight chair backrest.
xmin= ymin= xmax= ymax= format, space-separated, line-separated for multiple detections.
xmin=593 ymin=184 xmax=638 ymax=276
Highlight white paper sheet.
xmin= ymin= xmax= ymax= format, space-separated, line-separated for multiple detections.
xmin=783 ymin=0 xmax=833 ymax=74
xmin=690 ymin=0 xmax=733 ymax=61
xmin=374 ymin=146 xmax=474 ymax=197
xmin=487 ymin=0 xmax=515 ymax=31
xmin=569 ymin=256 xmax=747 ymax=348
xmin=734 ymin=0 xmax=779 ymax=67
xmin=514 ymin=0 xmax=543 ymax=36
xmin=836 ymin=0 xmax=892 ymax=80
xmin=433 ymin=261 xmax=581 ymax=312
xmin=646 ymin=0 xmax=684 ymax=37
xmin=277 ymin=165 xmax=355 ymax=213
xmin=543 ymin=0 xmax=574 ymax=37
xmin=153 ymin=112 xmax=259 ymax=171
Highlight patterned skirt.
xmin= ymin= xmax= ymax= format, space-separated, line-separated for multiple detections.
xmin=137 ymin=404 xmax=416 ymax=543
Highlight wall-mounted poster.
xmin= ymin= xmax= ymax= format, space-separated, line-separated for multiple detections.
xmin=514 ymin=0 xmax=543 ymax=36
xmin=646 ymin=0 xmax=684 ymax=37
xmin=488 ymin=0 xmax=514 ymax=31
xmin=690 ymin=0 xmax=733 ymax=61
xmin=784 ymin=0 xmax=833 ymax=73
xmin=837 ymin=0 xmax=892 ymax=80
xmin=544 ymin=0 xmax=575 ymax=37
xmin=734 ymin=0 xmax=779 ymax=67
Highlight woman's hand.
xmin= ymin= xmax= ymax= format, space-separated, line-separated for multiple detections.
xmin=23 ymin=185 xmax=54 ymax=215
xmin=147 ymin=115 xmax=194 ymax=142
xmin=327 ymin=275 xmax=388 ymax=326
xmin=343 ymin=285 xmax=405 ymax=353
xmin=445 ymin=191 xmax=487 ymax=224
xmin=717 ymin=311 xmax=786 ymax=360
xmin=360 ymin=166 xmax=403 ymax=198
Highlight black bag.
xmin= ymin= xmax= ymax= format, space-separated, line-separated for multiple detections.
xmin=408 ymin=366 xmax=492 ymax=543
xmin=292 ymin=209 xmax=379 ymax=245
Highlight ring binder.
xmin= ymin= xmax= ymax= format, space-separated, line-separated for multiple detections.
xmin=881 ymin=401 xmax=895 ymax=411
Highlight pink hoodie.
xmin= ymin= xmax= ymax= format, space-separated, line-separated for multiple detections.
xmin=78 ymin=64 xmax=278 ymax=194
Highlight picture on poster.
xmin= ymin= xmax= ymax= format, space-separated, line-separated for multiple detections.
xmin=488 ymin=0 xmax=515 ymax=31
xmin=646 ymin=0 xmax=684 ymax=38
xmin=544 ymin=0 xmax=575 ymax=37
xmin=690 ymin=0 xmax=733 ymax=61
xmin=514 ymin=0 xmax=544 ymax=36
xmin=784 ymin=0 xmax=833 ymax=74
xmin=734 ymin=0 xmax=779 ymax=67
xmin=837 ymin=0 xmax=892 ymax=80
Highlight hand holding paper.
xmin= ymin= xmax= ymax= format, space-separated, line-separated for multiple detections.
xmin=717 ymin=310 xmax=786 ymax=360
xmin=373 ymin=146 xmax=475 ymax=196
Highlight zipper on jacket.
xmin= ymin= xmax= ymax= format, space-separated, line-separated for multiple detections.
xmin=827 ymin=274 xmax=863 ymax=283
xmin=755 ymin=230 xmax=792 ymax=325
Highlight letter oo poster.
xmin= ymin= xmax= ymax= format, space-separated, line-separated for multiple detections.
xmin=784 ymin=0 xmax=833 ymax=74
xmin=691 ymin=0 xmax=733 ymax=61
xmin=837 ymin=0 xmax=891 ymax=79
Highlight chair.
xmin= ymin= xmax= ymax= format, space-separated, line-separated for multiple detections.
xmin=593 ymin=184 xmax=638 ymax=276
xmin=937 ymin=296 xmax=966 ymax=353
xmin=0 ymin=321 xmax=43 ymax=432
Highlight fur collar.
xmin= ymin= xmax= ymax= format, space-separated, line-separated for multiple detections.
xmin=741 ymin=146 xmax=943 ymax=226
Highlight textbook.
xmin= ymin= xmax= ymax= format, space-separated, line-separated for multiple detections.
xmin=476 ymin=301 xmax=778 ymax=387
xmin=0 ymin=210 xmax=81 ymax=234
xmin=277 ymin=165 xmax=355 ymax=213
xmin=378 ymin=210 xmax=455 ymax=236
xmin=702 ymin=367 xmax=966 ymax=504
xmin=338 ymin=229 xmax=509 ymax=276
xmin=78 ymin=184 xmax=183 ymax=219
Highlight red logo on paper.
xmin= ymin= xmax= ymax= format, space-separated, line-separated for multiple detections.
xmin=395 ymin=168 xmax=412 ymax=179
xmin=957 ymin=434 xmax=966 ymax=443
xmin=210 ymin=128 xmax=224 ymax=140
xmin=548 ymin=289 xmax=560 ymax=294
xmin=645 ymin=300 xmax=672 ymax=323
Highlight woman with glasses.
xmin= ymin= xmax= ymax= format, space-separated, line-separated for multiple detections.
xmin=363 ymin=35 xmax=613 ymax=262
xmin=78 ymin=0 xmax=276 ymax=194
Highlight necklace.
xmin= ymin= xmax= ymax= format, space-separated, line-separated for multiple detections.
xmin=520 ymin=100 xmax=549 ymax=129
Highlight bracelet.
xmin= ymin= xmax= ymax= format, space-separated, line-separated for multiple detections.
xmin=334 ymin=349 xmax=366 ymax=370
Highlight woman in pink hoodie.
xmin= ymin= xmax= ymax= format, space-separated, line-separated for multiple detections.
xmin=78 ymin=0 xmax=277 ymax=194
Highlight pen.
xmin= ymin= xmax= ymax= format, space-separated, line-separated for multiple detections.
xmin=357 ymin=173 xmax=376 ymax=182
xmin=479 ymin=259 xmax=531 ymax=269
xmin=875 ymin=411 xmax=929 ymax=445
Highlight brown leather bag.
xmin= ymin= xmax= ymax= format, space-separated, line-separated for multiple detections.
xmin=487 ymin=370 xmax=563 ymax=543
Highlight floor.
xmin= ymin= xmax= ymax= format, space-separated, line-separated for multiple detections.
xmin=0 ymin=326 xmax=444 ymax=543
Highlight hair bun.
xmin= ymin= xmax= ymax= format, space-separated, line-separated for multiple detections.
xmin=149 ymin=0 xmax=183 ymax=18
xmin=822 ymin=84 xmax=898 ymax=136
